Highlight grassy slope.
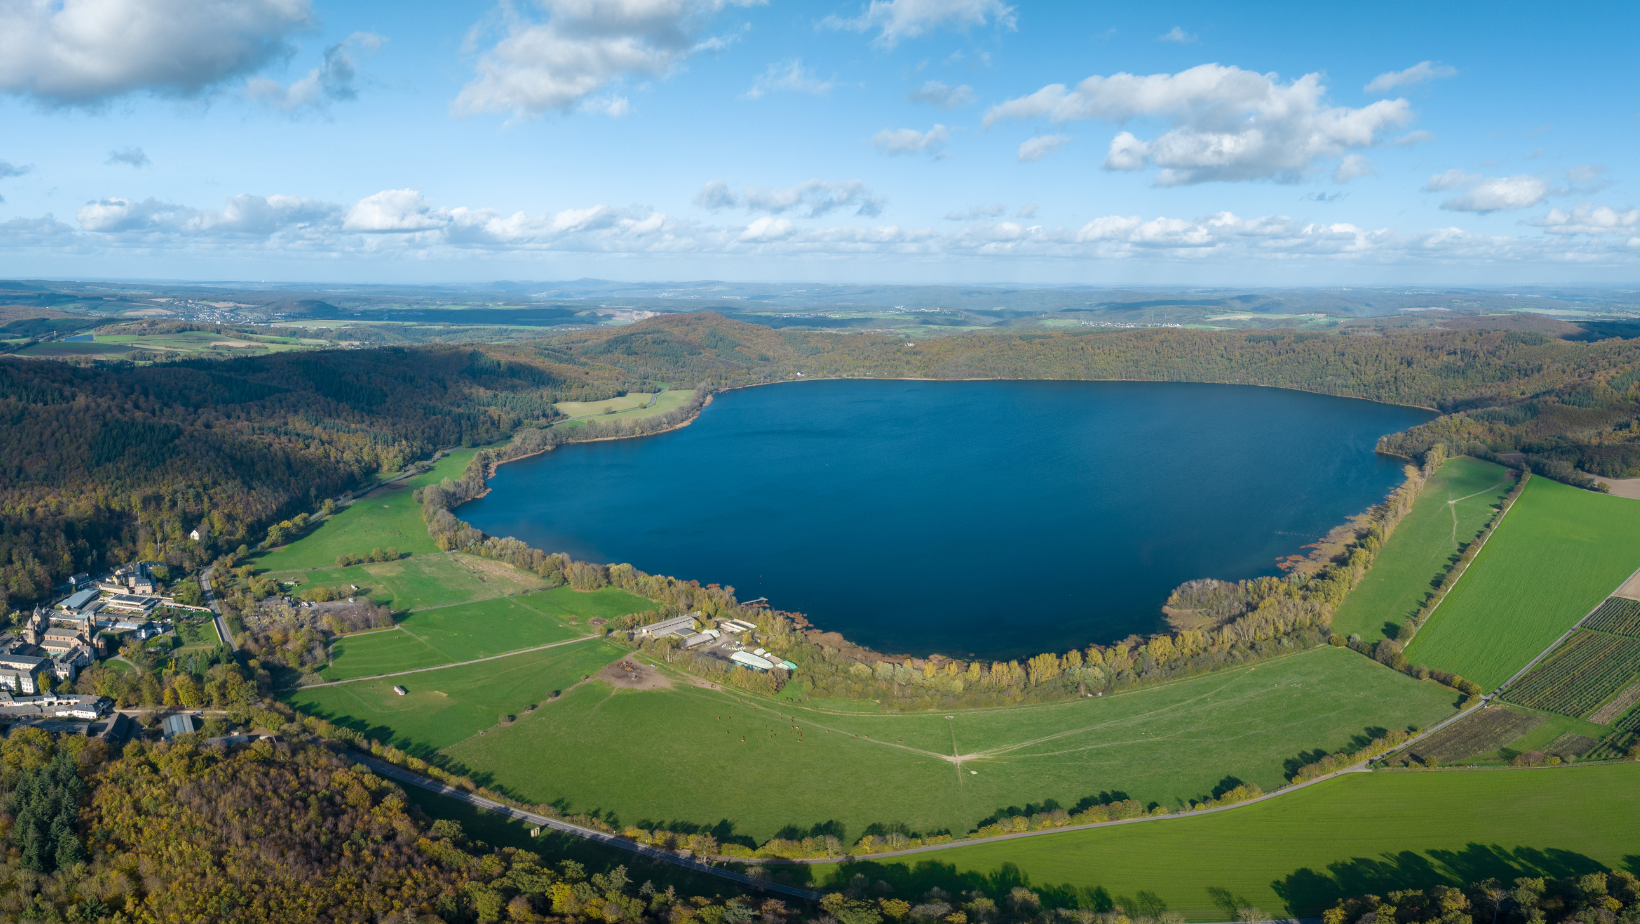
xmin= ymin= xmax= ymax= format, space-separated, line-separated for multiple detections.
xmin=253 ymin=449 xmax=477 ymax=572
xmin=1404 ymin=478 xmax=1640 ymax=689
xmin=1331 ymin=458 xmax=1513 ymax=644
xmin=556 ymin=389 xmax=693 ymax=431
xmin=271 ymin=552 xmax=547 ymax=612
xmin=554 ymin=392 xmax=661 ymax=417
xmin=801 ymin=764 xmax=1640 ymax=921
xmin=428 ymin=647 xmax=1455 ymax=843
xmin=286 ymin=639 xmax=622 ymax=753
xmin=320 ymin=586 xmax=648 ymax=680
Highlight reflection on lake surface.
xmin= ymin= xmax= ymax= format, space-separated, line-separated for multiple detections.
xmin=463 ymin=380 xmax=1434 ymax=659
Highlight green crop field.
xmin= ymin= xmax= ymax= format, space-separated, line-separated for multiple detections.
xmin=406 ymin=646 xmax=1460 ymax=844
xmin=253 ymin=449 xmax=477 ymax=572
xmin=795 ymin=763 xmax=1640 ymax=922
xmin=271 ymin=552 xmax=546 ymax=612
xmin=1330 ymin=458 xmax=1513 ymax=644
xmin=285 ymin=639 xmax=622 ymax=753
xmin=320 ymin=586 xmax=648 ymax=680
xmin=1403 ymin=477 xmax=1640 ymax=689
xmin=1502 ymin=630 xmax=1640 ymax=718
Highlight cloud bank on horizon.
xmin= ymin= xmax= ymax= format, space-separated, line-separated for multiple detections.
xmin=0 ymin=0 xmax=1634 ymax=283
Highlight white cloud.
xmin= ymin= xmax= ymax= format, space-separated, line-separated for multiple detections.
xmin=909 ymin=80 xmax=975 ymax=109
xmin=738 ymin=216 xmax=795 ymax=242
xmin=1364 ymin=61 xmax=1456 ymax=94
xmin=77 ymin=193 xmax=337 ymax=235
xmin=694 ymin=180 xmax=886 ymax=217
xmin=1392 ymin=130 xmax=1436 ymax=146
xmin=822 ymin=0 xmax=1016 ymax=48
xmin=1533 ymin=205 xmax=1640 ymax=236
xmin=247 ymin=32 xmax=384 ymax=113
xmin=343 ymin=189 xmax=447 ymax=232
xmin=984 ymin=64 xmax=1412 ymax=185
xmin=454 ymin=0 xmax=758 ymax=119
xmin=0 ymin=161 xmax=32 ymax=179
xmin=1157 ymin=26 xmax=1197 ymax=43
xmin=872 ymin=124 xmax=950 ymax=156
xmin=743 ymin=59 xmax=833 ymax=99
xmin=1333 ymin=154 xmax=1375 ymax=183
xmin=1016 ymin=204 xmax=1037 ymax=218
xmin=1425 ymin=171 xmax=1550 ymax=212
xmin=0 ymin=0 xmax=313 ymax=106
xmin=944 ymin=204 xmax=1006 ymax=220
xmin=106 ymin=147 xmax=150 ymax=168
xmin=1017 ymin=134 xmax=1070 ymax=162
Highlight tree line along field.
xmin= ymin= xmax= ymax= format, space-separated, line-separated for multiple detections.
xmin=1330 ymin=457 xmax=1513 ymax=645
xmin=1402 ymin=477 xmax=1640 ymax=689
xmin=790 ymin=762 xmax=1640 ymax=923
xmin=253 ymin=448 xmax=478 ymax=573
xmin=289 ymin=644 xmax=1461 ymax=844
xmin=319 ymin=586 xmax=650 ymax=681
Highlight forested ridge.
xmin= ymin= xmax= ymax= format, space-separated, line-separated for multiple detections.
xmin=5 ymin=313 xmax=1640 ymax=607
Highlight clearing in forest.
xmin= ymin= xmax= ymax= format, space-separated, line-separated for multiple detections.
xmin=416 ymin=646 xmax=1456 ymax=843
xmin=1329 ymin=457 xmax=1512 ymax=644
xmin=253 ymin=449 xmax=478 ymax=572
xmin=1403 ymin=477 xmax=1640 ymax=689
xmin=804 ymin=762 xmax=1640 ymax=922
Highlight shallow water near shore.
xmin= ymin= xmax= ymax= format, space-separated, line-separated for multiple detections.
xmin=463 ymin=380 xmax=1434 ymax=659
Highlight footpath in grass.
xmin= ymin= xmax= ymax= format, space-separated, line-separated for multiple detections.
xmin=321 ymin=585 xmax=650 ymax=680
xmin=798 ymin=763 xmax=1640 ymax=922
xmin=1404 ymin=477 xmax=1640 ymax=689
xmin=1331 ymin=458 xmax=1513 ymax=644
xmin=254 ymin=449 xmax=477 ymax=572
xmin=435 ymin=646 xmax=1456 ymax=843
xmin=285 ymin=640 xmax=624 ymax=754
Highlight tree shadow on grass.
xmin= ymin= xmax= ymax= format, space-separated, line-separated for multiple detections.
xmin=1272 ymin=845 xmax=1608 ymax=918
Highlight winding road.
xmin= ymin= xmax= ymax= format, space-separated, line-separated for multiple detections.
xmin=198 ymin=565 xmax=237 ymax=653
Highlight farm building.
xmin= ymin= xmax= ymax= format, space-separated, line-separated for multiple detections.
xmin=635 ymin=614 xmax=699 ymax=639
xmin=730 ymin=651 xmax=775 ymax=671
xmin=161 ymin=714 xmax=196 ymax=738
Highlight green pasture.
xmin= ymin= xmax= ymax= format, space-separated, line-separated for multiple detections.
xmin=424 ymin=646 xmax=1456 ymax=843
xmin=798 ymin=762 xmax=1640 ymax=922
xmin=253 ymin=449 xmax=477 ymax=572
xmin=320 ymin=585 xmax=646 ymax=680
xmin=270 ymin=552 xmax=545 ymax=612
xmin=556 ymin=389 xmax=693 ymax=430
xmin=554 ymin=392 xmax=663 ymax=418
xmin=93 ymin=330 xmax=319 ymax=354
xmin=1331 ymin=458 xmax=1513 ymax=644
xmin=1404 ymin=477 xmax=1640 ymax=689
xmin=285 ymin=639 xmax=621 ymax=753
xmin=173 ymin=618 xmax=223 ymax=652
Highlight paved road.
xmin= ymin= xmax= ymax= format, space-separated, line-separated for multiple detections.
xmin=355 ymin=754 xmax=823 ymax=901
xmin=198 ymin=565 xmax=238 ymax=653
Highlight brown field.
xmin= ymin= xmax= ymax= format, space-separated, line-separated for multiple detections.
xmin=1590 ymin=679 xmax=1640 ymax=724
xmin=1411 ymin=705 xmax=1542 ymax=764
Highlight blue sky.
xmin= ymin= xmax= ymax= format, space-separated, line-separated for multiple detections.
xmin=0 ymin=0 xmax=1636 ymax=285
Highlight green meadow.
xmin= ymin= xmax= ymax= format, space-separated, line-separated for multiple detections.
xmin=799 ymin=762 xmax=1640 ymax=922
xmin=1404 ymin=477 xmax=1640 ymax=689
xmin=556 ymin=389 xmax=694 ymax=431
xmin=419 ymin=646 xmax=1456 ymax=843
xmin=271 ymin=552 xmax=546 ymax=612
xmin=253 ymin=449 xmax=477 ymax=572
xmin=320 ymin=585 xmax=649 ymax=680
xmin=1331 ymin=457 xmax=1513 ymax=644
xmin=286 ymin=640 xmax=623 ymax=752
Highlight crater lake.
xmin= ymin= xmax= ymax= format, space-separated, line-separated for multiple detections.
xmin=462 ymin=380 xmax=1435 ymax=659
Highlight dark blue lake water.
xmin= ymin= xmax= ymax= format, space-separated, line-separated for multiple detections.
xmin=463 ymin=380 xmax=1433 ymax=660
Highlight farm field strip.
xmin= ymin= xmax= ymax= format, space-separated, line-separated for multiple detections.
xmin=1407 ymin=705 xmax=1540 ymax=764
xmin=1402 ymin=477 xmax=1640 ymax=689
xmin=1585 ymin=596 xmax=1640 ymax=637
xmin=1501 ymin=630 xmax=1640 ymax=718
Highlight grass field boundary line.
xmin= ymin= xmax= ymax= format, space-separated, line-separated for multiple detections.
xmin=1492 ymin=560 xmax=1640 ymax=698
xmin=1402 ymin=469 xmax=1529 ymax=651
xmin=281 ymin=634 xmax=599 ymax=690
xmin=352 ymin=753 xmax=825 ymax=901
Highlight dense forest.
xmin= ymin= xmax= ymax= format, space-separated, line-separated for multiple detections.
xmin=1322 ymin=872 xmax=1640 ymax=924
xmin=5 ymin=313 xmax=1640 ymax=609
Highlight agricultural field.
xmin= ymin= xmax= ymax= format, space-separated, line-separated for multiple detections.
xmin=1585 ymin=597 xmax=1640 ymax=638
xmin=90 ymin=329 xmax=323 ymax=355
xmin=555 ymin=389 xmax=693 ymax=430
xmin=1403 ymin=477 xmax=1640 ymax=689
xmin=253 ymin=449 xmax=477 ymax=572
xmin=270 ymin=552 xmax=545 ymax=612
xmin=319 ymin=586 xmax=647 ymax=680
xmin=793 ymin=763 xmax=1640 ymax=922
xmin=406 ymin=646 xmax=1461 ymax=843
xmin=1407 ymin=705 xmax=1541 ymax=765
xmin=554 ymin=392 xmax=664 ymax=418
xmin=286 ymin=639 xmax=623 ymax=754
xmin=1331 ymin=458 xmax=1513 ymax=644
xmin=1502 ymin=630 xmax=1640 ymax=718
